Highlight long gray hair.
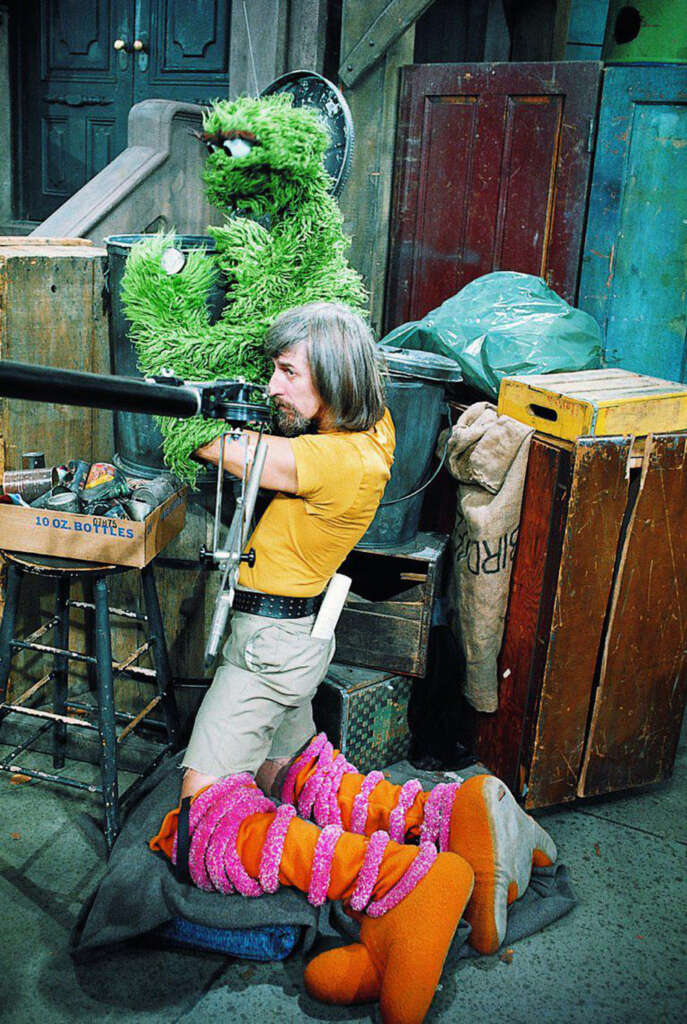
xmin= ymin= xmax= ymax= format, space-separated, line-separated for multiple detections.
xmin=264 ymin=302 xmax=387 ymax=431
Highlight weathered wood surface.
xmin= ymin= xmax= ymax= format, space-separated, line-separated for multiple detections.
xmin=384 ymin=61 xmax=601 ymax=331
xmin=339 ymin=0 xmax=416 ymax=335
xmin=578 ymin=66 xmax=687 ymax=382
xmin=526 ymin=436 xmax=630 ymax=809
xmin=339 ymin=0 xmax=433 ymax=86
xmin=336 ymin=532 xmax=447 ymax=677
xmin=229 ymin=0 xmax=288 ymax=96
xmin=0 ymin=243 xmax=112 ymax=467
xmin=579 ymin=433 xmax=687 ymax=797
xmin=470 ymin=436 xmax=569 ymax=794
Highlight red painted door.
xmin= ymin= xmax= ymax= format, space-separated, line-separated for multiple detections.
xmin=384 ymin=62 xmax=601 ymax=332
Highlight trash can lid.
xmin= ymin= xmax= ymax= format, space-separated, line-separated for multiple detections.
xmin=103 ymin=234 xmax=217 ymax=254
xmin=380 ymin=346 xmax=463 ymax=384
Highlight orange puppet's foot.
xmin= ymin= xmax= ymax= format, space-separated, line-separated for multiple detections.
xmin=305 ymin=852 xmax=474 ymax=1024
xmin=448 ymin=775 xmax=557 ymax=954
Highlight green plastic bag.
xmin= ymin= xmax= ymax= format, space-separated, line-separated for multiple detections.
xmin=380 ymin=272 xmax=603 ymax=399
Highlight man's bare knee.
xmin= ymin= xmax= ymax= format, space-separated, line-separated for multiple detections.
xmin=181 ymin=766 xmax=220 ymax=800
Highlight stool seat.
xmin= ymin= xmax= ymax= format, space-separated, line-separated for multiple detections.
xmin=2 ymin=550 xmax=125 ymax=577
xmin=0 ymin=550 xmax=180 ymax=853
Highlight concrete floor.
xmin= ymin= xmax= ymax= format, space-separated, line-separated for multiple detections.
xmin=1 ymin=720 xmax=685 ymax=1024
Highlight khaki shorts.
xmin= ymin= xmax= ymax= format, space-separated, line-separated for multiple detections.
xmin=182 ymin=610 xmax=336 ymax=777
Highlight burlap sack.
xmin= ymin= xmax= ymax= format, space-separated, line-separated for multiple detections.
xmin=441 ymin=402 xmax=533 ymax=712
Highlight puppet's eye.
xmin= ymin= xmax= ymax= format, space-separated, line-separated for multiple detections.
xmin=223 ymin=137 xmax=254 ymax=158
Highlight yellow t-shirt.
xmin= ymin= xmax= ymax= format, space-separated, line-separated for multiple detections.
xmin=238 ymin=408 xmax=395 ymax=597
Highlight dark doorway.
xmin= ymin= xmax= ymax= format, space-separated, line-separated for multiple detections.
xmin=11 ymin=0 xmax=230 ymax=223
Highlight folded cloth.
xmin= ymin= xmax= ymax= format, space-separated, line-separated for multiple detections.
xmin=71 ymin=752 xmax=576 ymax=961
xmin=70 ymin=753 xmax=319 ymax=959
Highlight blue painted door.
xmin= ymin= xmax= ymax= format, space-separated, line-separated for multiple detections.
xmin=578 ymin=66 xmax=687 ymax=382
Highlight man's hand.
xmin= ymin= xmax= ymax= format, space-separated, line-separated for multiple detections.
xmin=194 ymin=430 xmax=298 ymax=494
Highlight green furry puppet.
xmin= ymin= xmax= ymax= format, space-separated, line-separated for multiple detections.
xmin=121 ymin=93 xmax=366 ymax=483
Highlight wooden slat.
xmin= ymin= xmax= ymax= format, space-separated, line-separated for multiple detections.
xmin=339 ymin=0 xmax=433 ymax=86
xmin=579 ymin=434 xmax=687 ymax=796
xmin=0 ymin=237 xmax=93 ymax=246
xmin=526 ymin=436 xmax=630 ymax=808
xmin=470 ymin=436 xmax=569 ymax=794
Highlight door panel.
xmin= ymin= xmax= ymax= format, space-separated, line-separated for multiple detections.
xmin=384 ymin=62 xmax=601 ymax=331
xmin=134 ymin=0 xmax=230 ymax=106
xmin=18 ymin=0 xmax=132 ymax=221
xmin=578 ymin=67 xmax=687 ymax=382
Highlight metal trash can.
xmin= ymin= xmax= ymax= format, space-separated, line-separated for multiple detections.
xmin=359 ymin=348 xmax=461 ymax=549
xmin=104 ymin=234 xmax=225 ymax=478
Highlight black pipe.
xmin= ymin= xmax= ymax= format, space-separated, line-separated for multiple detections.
xmin=0 ymin=359 xmax=201 ymax=419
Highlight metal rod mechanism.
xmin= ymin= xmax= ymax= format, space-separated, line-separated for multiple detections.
xmin=0 ymin=359 xmax=202 ymax=418
xmin=204 ymin=431 xmax=268 ymax=667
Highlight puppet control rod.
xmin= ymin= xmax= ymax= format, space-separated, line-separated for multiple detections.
xmin=0 ymin=359 xmax=272 ymax=666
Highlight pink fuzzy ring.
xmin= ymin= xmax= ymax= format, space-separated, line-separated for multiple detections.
xmin=313 ymin=751 xmax=356 ymax=828
xmin=420 ymin=781 xmax=463 ymax=851
xmin=171 ymin=773 xmax=254 ymax=875
xmin=366 ymin=841 xmax=438 ymax=918
xmin=281 ymin=733 xmax=329 ymax=806
xmin=203 ymin=786 xmax=273 ymax=897
xmin=350 ymin=771 xmax=385 ymax=834
xmin=308 ymin=824 xmax=344 ymax=907
xmin=349 ymin=830 xmax=390 ymax=911
xmin=259 ymin=804 xmax=297 ymax=894
xmin=388 ymin=778 xmax=423 ymax=843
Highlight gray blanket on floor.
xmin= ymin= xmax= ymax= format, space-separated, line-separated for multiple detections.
xmin=71 ymin=753 xmax=576 ymax=959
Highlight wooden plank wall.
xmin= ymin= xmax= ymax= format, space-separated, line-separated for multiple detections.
xmin=338 ymin=1 xmax=418 ymax=336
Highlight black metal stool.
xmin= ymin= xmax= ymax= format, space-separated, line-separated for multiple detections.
xmin=0 ymin=551 xmax=180 ymax=852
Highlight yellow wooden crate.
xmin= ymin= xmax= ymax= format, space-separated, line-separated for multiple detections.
xmin=497 ymin=369 xmax=687 ymax=441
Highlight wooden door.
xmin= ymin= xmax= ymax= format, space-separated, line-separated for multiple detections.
xmin=16 ymin=0 xmax=133 ymax=222
xmin=384 ymin=62 xmax=601 ymax=332
xmin=578 ymin=66 xmax=687 ymax=382
xmin=13 ymin=0 xmax=230 ymax=223
xmin=132 ymin=0 xmax=231 ymax=107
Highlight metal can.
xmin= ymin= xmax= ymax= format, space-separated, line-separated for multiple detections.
xmin=123 ymin=498 xmax=153 ymax=522
xmin=43 ymin=489 xmax=80 ymax=513
xmin=2 ymin=467 xmax=57 ymax=503
xmin=68 ymin=460 xmax=92 ymax=492
xmin=131 ymin=474 xmax=178 ymax=509
xmin=22 ymin=452 xmax=45 ymax=469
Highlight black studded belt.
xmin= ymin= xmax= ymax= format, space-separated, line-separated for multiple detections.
xmin=233 ymin=588 xmax=324 ymax=619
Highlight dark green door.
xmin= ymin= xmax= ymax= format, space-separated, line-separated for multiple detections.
xmin=13 ymin=0 xmax=230 ymax=223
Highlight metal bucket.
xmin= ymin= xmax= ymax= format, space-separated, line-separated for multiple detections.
xmin=359 ymin=348 xmax=461 ymax=550
xmin=104 ymin=234 xmax=226 ymax=479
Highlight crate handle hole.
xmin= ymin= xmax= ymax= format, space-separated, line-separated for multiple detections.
xmin=528 ymin=403 xmax=558 ymax=422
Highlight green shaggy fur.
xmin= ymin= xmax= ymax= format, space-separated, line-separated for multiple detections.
xmin=121 ymin=93 xmax=366 ymax=483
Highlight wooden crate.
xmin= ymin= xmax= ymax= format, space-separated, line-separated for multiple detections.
xmin=0 ymin=238 xmax=112 ymax=470
xmin=468 ymin=431 xmax=687 ymax=809
xmin=498 ymin=368 xmax=687 ymax=441
xmin=335 ymin=532 xmax=448 ymax=678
